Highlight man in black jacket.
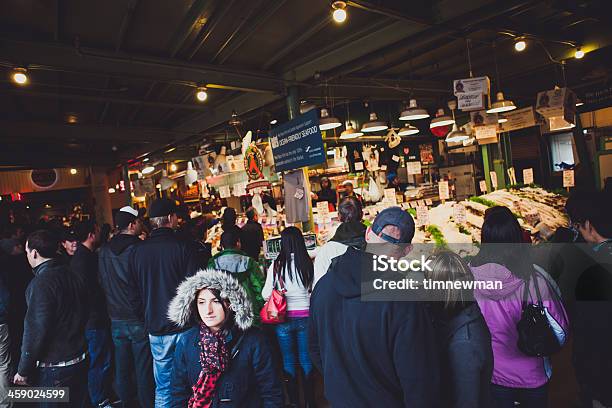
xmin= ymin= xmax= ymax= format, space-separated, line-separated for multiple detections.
xmin=240 ymin=207 xmax=265 ymax=260
xmin=309 ymin=207 xmax=440 ymax=407
xmin=129 ymin=198 xmax=199 ymax=408
xmin=98 ymin=206 xmax=154 ymax=408
xmin=0 ymin=267 xmax=10 ymax=407
xmin=13 ymin=230 xmax=88 ymax=407
xmin=71 ymin=220 xmax=112 ymax=408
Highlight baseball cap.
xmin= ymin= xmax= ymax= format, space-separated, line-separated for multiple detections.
xmin=148 ymin=198 xmax=177 ymax=218
xmin=61 ymin=227 xmax=77 ymax=242
xmin=342 ymin=180 xmax=354 ymax=186
xmin=115 ymin=206 xmax=138 ymax=229
xmin=371 ymin=206 xmax=415 ymax=244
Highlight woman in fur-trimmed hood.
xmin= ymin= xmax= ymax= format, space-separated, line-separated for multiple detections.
xmin=168 ymin=269 xmax=283 ymax=408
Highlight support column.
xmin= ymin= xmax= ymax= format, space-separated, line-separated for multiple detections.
xmin=285 ymin=86 xmax=314 ymax=232
xmin=481 ymin=145 xmax=492 ymax=193
xmin=123 ymin=164 xmax=133 ymax=206
xmin=90 ymin=167 xmax=113 ymax=226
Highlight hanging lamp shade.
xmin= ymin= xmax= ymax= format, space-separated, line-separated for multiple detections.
xmin=399 ymin=99 xmax=430 ymax=120
xmin=319 ymin=108 xmax=342 ymax=131
xmin=445 ymin=123 xmax=470 ymax=143
xmin=185 ymin=161 xmax=198 ymax=185
xmin=487 ymin=92 xmax=517 ymax=113
xmin=361 ymin=112 xmax=388 ymax=132
xmin=340 ymin=122 xmax=363 ymax=139
xmin=397 ymin=124 xmax=419 ymax=136
xmin=430 ymin=108 xmax=455 ymax=128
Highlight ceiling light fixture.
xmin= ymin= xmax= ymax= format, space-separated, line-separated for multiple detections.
xmin=143 ymin=157 xmax=150 ymax=162
xmin=486 ymin=91 xmax=517 ymax=113
xmin=108 ymin=188 xmax=116 ymax=194
xmin=514 ymin=38 xmax=526 ymax=52
xmin=574 ymin=47 xmax=585 ymax=59
xmin=340 ymin=122 xmax=363 ymax=139
xmin=399 ymin=99 xmax=430 ymax=120
xmin=430 ymin=108 xmax=454 ymax=129
xmin=445 ymin=124 xmax=470 ymax=143
xmin=165 ymin=146 xmax=176 ymax=153
xmin=331 ymin=1 xmax=347 ymax=23
xmin=319 ymin=108 xmax=342 ymax=131
xmin=229 ymin=110 xmax=242 ymax=126
xmin=142 ymin=166 xmax=155 ymax=175
xmin=397 ymin=124 xmax=419 ymax=136
xmin=498 ymin=117 xmax=508 ymax=123
xmin=195 ymin=86 xmax=208 ymax=102
xmin=270 ymin=119 xmax=278 ymax=125
xmin=361 ymin=112 xmax=388 ymax=133
xmin=12 ymin=67 xmax=28 ymax=85
xmin=70 ymin=168 xmax=77 ymax=175
xmin=170 ymin=163 xmax=178 ymax=172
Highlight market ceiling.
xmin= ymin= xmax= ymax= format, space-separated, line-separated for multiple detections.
xmin=1 ymin=0 xmax=611 ymax=170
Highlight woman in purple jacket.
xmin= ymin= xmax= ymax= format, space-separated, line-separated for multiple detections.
xmin=470 ymin=207 xmax=569 ymax=408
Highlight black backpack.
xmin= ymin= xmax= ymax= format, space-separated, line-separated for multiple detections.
xmin=516 ymin=272 xmax=563 ymax=357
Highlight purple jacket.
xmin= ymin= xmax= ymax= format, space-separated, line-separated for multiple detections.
xmin=470 ymin=263 xmax=569 ymax=388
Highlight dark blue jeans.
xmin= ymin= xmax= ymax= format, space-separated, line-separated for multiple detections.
xmin=491 ymin=383 xmax=548 ymax=408
xmin=275 ymin=317 xmax=312 ymax=378
xmin=85 ymin=328 xmax=113 ymax=406
xmin=35 ymin=360 xmax=88 ymax=408
xmin=111 ymin=320 xmax=154 ymax=408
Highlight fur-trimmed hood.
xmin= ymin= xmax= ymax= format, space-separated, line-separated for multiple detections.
xmin=167 ymin=268 xmax=254 ymax=331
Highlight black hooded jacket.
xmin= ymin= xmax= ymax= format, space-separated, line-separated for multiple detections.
xmin=98 ymin=234 xmax=143 ymax=321
xmin=309 ymin=247 xmax=440 ymax=408
xmin=71 ymin=243 xmax=109 ymax=329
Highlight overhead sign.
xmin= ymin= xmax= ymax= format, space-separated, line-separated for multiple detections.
xmin=453 ymin=76 xmax=490 ymax=96
xmin=243 ymin=145 xmax=265 ymax=180
xmin=500 ymin=107 xmax=537 ymax=132
xmin=536 ymin=87 xmax=576 ymax=124
xmin=474 ymin=124 xmax=497 ymax=140
xmin=457 ymin=92 xmax=486 ymax=111
xmin=269 ymin=109 xmax=325 ymax=172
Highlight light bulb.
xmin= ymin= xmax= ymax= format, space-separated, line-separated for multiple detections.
xmin=333 ymin=8 xmax=347 ymax=23
xmin=70 ymin=168 xmax=77 ymax=175
xmin=575 ymin=48 xmax=584 ymax=59
xmin=108 ymin=188 xmax=116 ymax=194
xmin=270 ymin=119 xmax=278 ymax=125
xmin=12 ymin=68 xmax=28 ymax=85
xmin=514 ymin=39 xmax=526 ymax=52
xmin=195 ymin=87 xmax=208 ymax=102
xmin=170 ymin=163 xmax=177 ymax=172
xmin=142 ymin=166 xmax=155 ymax=175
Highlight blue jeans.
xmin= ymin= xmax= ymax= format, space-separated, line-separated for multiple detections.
xmin=275 ymin=317 xmax=312 ymax=378
xmin=149 ymin=332 xmax=187 ymax=408
xmin=35 ymin=360 xmax=88 ymax=408
xmin=111 ymin=321 xmax=154 ymax=408
xmin=491 ymin=383 xmax=548 ymax=408
xmin=85 ymin=328 xmax=113 ymax=406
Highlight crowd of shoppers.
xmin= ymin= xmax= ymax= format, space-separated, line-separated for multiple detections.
xmin=0 ymin=189 xmax=610 ymax=408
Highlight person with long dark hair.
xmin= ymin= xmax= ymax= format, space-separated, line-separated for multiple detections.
xmin=469 ymin=206 xmax=569 ymax=408
xmin=425 ymin=251 xmax=493 ymax=408
xmin=169 ymin=269 xmax=282 ymax=407
xmin=262 ymin=226 xmax=314 ymax=407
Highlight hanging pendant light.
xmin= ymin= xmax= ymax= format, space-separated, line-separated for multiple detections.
xmin=498 ymin=116 xmax=508 ymax=123
xmin=430 ymin=108 xmax=454 ymax=128
xmin=319 ymin=108 xmax=342 ymax=131
xmin=445 ymin=123 xmax=470 ymax=143
xmin=399 ymin=99 xmax=430 ymax=120
xmin=487 ymin=91 xmax=516 ymax=113
xmin=340 ymin=122 xmax=363 ymax=139
xmin=397 ymin=124 xmax=419 ymax=136
xmin=361 ymin=112 xmax=388 ymax=132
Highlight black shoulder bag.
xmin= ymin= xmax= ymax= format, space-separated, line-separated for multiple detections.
xmin=516 ymin=272 xmax=562 ymax=357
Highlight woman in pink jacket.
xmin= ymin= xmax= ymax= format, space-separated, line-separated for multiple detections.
xmin=470 ymin=206 xmax=569 ymax=408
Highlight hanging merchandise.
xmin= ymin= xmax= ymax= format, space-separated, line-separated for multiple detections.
xmin=367 ymin=176 xmax=382 ymax=202
xmin=252 ymin=192 xmax=265 ymax=215
xmin=213 ymin=146 xmax=228 ymax=174
xmin=243 ymin=144 xmax=265 ymax=181
xmin=283 ymin=171 xmax=310 ymax=223
xmin=185 ymin=161 xmax=198 ymax=185
xmin=386 ymin=128 xmax=401 ymax=148
xmin=362 ymin=145 xmax=380 ymax=171
xmin=263 ymin=142 xmax=275 ymax=167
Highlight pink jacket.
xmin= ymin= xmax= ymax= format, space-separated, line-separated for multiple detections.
xmin=470 ymin=263 xmax=569 ymax=389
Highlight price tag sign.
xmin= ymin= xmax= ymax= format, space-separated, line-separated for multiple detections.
xmin=233 ymin=182 xmax=247 ymax=197
xmin=316 ymin=201 xmax=329 ymax=219
xmin=354 ymin=161 xmax=364 ymax=171
xmin=380 ymin=164 xmax=387 ymax=171
xmin=479 ymin=180 xmax=487 ymax=193
xmin=425 ymin=198 xmax=433 ymax=206
xmin=563 ymin=169 xmax=575 ymax=187
xmin=392 ymin=155 xmax=400 ymax=162
xmin=416 ymin=205 xmax=429 ymax=227
xmin=406 ymin=161 xmax=422 ymax=175
xmin=454 ymin=203 xmax=467 ymax=225
xmin=523 ymin=168 xmax=534 ymax=185
xmin=490 ymin=171 xmax=498 ymax=189
xmin=384 ymin=188 xmax=397 ymax=203
xmin=218 ymin=185 xmax=231 ymax=198
xmin=438 ymin=181 xmax=450 ymax=200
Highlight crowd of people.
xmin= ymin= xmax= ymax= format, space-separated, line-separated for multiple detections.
xmin=0 ymin=189 xmax=610 ymax=408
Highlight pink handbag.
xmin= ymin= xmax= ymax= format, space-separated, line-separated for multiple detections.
xmin=260 ymin=271 xmax=287 ymax=324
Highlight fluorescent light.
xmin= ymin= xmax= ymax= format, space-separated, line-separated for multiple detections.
xmin=142 ymin=166 xmax=155 ymax=175
xmin=575 ymin=101 xmax=584 ymax=107
xmin=361 ymin=112 xmax=388 ymax=133
xmin=399 ymin=99 xmax=430 ymax=120
xmin=486 ymin=91 xmax=517 ymax=113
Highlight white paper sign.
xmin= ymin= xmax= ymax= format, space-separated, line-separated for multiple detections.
xmin=507 ymin=167 xmax=517 ymax=185
xmin=233 ymin=182 xmax=247 ymax=196
xmin=479 ymin=180 xmax=487 ymax=193
xmin=523 ymin=168 xmax=534 ymax=184
xmin=438 ymin=181 xmax=450 ymax=200
xmin=384 ymin=188 xmax=396 ymax=202
xmin=453 ymin=76 xmax=490 ymax=96
xmin=416 ymin=206 xmax=429 ymax=227
xmin=454 ymin=204 xmax=467 ymax=225
xmin=500 ymin=107 xmax=537 ymax=132
xmin=406 ymin=161 xmax=422 ymax=175
xmin=219 ymin=185 xmax=231 ymax=198
xmin=316 ymin=201 xmax=329 ymax=218
xmin=380 ymin=164 xmax=387 ymax=171
xmin=391 ymin=155 xmax=400 ymax=162
xmin=563 ymin=170 xmax=575 ymax=187
xmin=474 ymin=124 xmax=498 ymax=140
xmin=354 ymin=162 xmax=364 ymax=171
xmin=457 ymin=92 xmax=486 ymax=111
xmin=490 ymin=171 xmax=498 ymax=189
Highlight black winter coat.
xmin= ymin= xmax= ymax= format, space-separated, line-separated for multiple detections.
xmin=98 ymin=234 xmax=142 ymax=321
xmin=129 ymin=228 xmax=199 ymax=335
xmin=0 ymin=270 xmax=8 ymax=324
xmin=309 ymin=247 xmax=440 ymax=408
xmin=18 ymin=259 xmax=88 ymax=376
xmin=431 ymin=302 xmax=493 ymax=408
xmin=240 ymin=220 xmax=265 ymax=260
xmin=71 ymin=243 xmax=109 ymax=329
xmin=170 ymin=326 xmax=283 ymax=408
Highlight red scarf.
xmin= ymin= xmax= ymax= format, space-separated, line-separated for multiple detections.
xmin=188 ymin=324 xmax=229 ymax=408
